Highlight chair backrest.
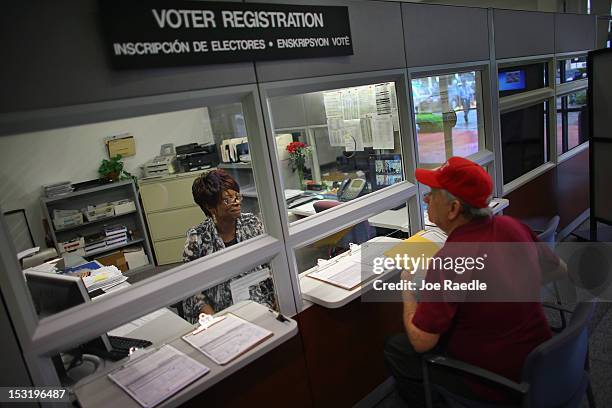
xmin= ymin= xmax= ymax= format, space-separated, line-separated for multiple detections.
xmin=521 ymin=302 xmax=595 ymax=408
xmin=312 ymin=200 xmax=351 ymax=248
xmin=537 ymin=215 xmax=560 ymax=250
xmin=313 ymin=200 xmax=375 ymax=245
xmin=313 ymin=200 xmax=342 ymax=213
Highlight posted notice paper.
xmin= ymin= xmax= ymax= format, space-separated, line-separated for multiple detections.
xmin=343 ymin=119 xmax=364 ymax=151
xmin=108 ymin=345 xmax=209 ymax=408
xmin=183 ymin=314 xmax=273 ymax=365
xmin=371 ymin=114 xmax=395 ymax=150
xmin=327 ymin=117 xmax=345 ymax=147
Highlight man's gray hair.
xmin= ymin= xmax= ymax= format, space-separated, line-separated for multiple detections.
xmin=441 ymin=189 xmax=492 ymax=219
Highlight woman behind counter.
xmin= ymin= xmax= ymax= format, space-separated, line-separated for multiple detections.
xmin=182 ymin=169 xmax=275 ymax=323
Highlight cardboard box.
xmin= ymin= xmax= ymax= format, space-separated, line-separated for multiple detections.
xmin=113 ymin=200 xmax=136 ymax=215
xmin=123 ymin=247 xmax=148 ymax=270
xmin=95 ymin=251 xmax=127 ymax=273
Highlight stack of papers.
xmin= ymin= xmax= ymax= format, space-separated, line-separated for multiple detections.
xmin=109 ymin=345 xmax=209 ymax=408
xmin=64 ymin=262 xmax=127 ymax=292
xmin=43 ymin=182 xmax=73 ymax=198
xmin=82 ymin=266 xmax=127 ymax=292
xmin=183 ymin=314 xmax=273 ymax=365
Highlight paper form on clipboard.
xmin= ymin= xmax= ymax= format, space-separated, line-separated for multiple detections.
xmin=108 ymin=345 xmax=209 ymax=408
xmin=182 ymin=313 xmax=273 ymax=365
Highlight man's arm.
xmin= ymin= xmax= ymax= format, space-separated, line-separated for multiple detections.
xmin=402 ymin=272 xmax=440 ymax=353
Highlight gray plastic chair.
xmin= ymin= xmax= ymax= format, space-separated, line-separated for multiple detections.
xmin=536 ymin=216 xmax=566 ymax=330
xmin=536 ymin=215 xmax=560 ymax=250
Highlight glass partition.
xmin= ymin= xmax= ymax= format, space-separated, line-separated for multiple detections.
xmin=556 ymin=56 xmax=587 ymax=84
xmin=4 ymin=102 xmax=278 ymax=317
xmin=498 ymin=62 xmax=548 ymax=98
xmin=267 ymin=82 xmax=406 ymax=223
xmin=500 ymin=102 xmax=550 ymax=184
xmin=411 ymin=71 xmax=485 ymax=166
xmin=556 ymin=90 xmax=588 ymax=155
xmin=294 ymin=205 xmax=411 ymax=274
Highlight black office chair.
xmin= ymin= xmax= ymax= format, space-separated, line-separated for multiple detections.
xmin=422 ymin=302 xmax=596 ymax=408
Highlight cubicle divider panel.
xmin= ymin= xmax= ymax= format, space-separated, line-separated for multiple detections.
xmin=556 ymin=148 xmax=590 ymax=228
xmin=252 ymin=0 xmax=405 ymax=82
xmin=402 ymin=3 xmax=490 ymax=68
xmin=0 ymin=0 xmax=256 ymax=114
xmin=555 ymin=13 xmax=596 ymax=54
xmin=295 ymin=300 xmax=403 ymax=407
xmin=504 ymin=165 xmax=559 ymax=225
xmin=494 ymin=10 xmax=555 ymax=59
xmin=503 ymin=147 xmax=589 ymax=232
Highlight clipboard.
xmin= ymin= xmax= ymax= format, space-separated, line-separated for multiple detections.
xmin=306 ymin=258 xmax=376 ymax=291
xmin=108 ymin=345 xmax=209 ymax=408
xmin=182 ymin=313 xmax=273 ymax=366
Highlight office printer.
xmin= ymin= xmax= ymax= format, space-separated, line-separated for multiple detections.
xmin=176 ymin=143 xmax=219 ymax=172
xmin=143 ymin=155 xmax=175 ymax=178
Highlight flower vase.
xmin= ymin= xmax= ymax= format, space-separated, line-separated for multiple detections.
xmin=297 ymin=166 xmax=305 ymax=190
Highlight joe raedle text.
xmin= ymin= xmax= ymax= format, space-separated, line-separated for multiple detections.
xmin=373 ymin=279 xmax=487 ymax=292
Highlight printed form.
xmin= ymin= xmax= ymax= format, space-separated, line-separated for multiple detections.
xmin=108 ymin=345 xmax=209 ymax=408
xmin=308 ymin=259 xmax=371 ymax=290
xmin=183 ymin=314 xmax=273 ymax=365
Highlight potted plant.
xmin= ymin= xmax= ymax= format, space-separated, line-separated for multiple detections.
xmin=98 ymin=154 xmax=134 ymax=182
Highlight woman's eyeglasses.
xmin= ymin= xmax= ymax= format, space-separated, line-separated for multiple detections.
xmin=222 ymin=194 xmax=243 ymax=205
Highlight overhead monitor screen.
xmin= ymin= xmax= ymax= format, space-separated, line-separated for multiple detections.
xmin=498 ymin=70 xmax=526 ymax=92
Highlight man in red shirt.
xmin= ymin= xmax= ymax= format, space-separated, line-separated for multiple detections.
xmin=384 ymin=157 xmax=567 ymax=406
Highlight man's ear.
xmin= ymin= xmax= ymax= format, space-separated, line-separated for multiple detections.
xmin=447 ymin=200 xmax=462 ymax=221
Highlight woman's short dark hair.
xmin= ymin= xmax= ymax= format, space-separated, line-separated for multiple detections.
xmin=192 ymin=170 xmax=240 ymax=215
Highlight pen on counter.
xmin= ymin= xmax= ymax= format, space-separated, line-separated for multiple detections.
xmin=269 ymin=308 xmax=288 ymax=323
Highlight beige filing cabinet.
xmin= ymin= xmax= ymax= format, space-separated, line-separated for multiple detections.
xmin=139 ymin=171 xmax=208 ymax=265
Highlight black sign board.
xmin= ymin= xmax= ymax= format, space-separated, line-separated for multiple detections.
xmin=99 ymin=1 xmax=353 ymax=69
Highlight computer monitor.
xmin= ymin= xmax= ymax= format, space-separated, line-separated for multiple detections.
xmin=498 ymin=70 xmax=526 ymax=91
xmin=25 ymin=271 xmax=112 ymax=352
xmin=370 ymin=154 xmax=403 ymax=191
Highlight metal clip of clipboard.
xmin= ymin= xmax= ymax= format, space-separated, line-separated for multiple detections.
xmin=315 ymin=242 xmax=361 ymax=272
xmin=191 ymin=313 xmax=227 ymax=335
xmin=119 ymin=346 xmax=157 ymax=369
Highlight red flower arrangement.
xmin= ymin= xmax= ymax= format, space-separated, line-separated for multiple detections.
xmin=286 ymin=141 xmax=311 ymax=185
xmin=286 ymin=141 xmax=307 ymax=154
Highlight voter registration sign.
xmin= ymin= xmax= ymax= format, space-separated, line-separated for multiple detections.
xmin=99 ymin=0 xmax=354 ymax=68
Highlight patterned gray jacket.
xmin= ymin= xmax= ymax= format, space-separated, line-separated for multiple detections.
xmin=182 ymin=213 xmax=275 ymax=323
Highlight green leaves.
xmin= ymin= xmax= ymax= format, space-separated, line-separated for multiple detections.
xmin=98 ymin=154 xmax=135 ymax=182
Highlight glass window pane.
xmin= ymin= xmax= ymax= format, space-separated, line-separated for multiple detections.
xmin=295 ymin=205 xmax=411 ymax=274
xmin=499 ymin=63 xmax=548 ymax=97
xmin=501 ymin=102 xmax=549 ymax=184
xmin=411 ymin=71 xmax=485 ymax=166
xmin=266 ymin=82 xmax=406 ymax=224
xmin=557 ymin=56 xmax=588 ymax=84
xmin=556 ymin=90 xmax=588 ymax=155
xmin=4 ymin=101 xmax=278 ymax=317
xmin=556 ymin=111 xmax=563 ymax=155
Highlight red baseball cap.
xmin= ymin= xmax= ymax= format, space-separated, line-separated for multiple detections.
xmin=415 ymin=157 xmax=493 ymax=208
